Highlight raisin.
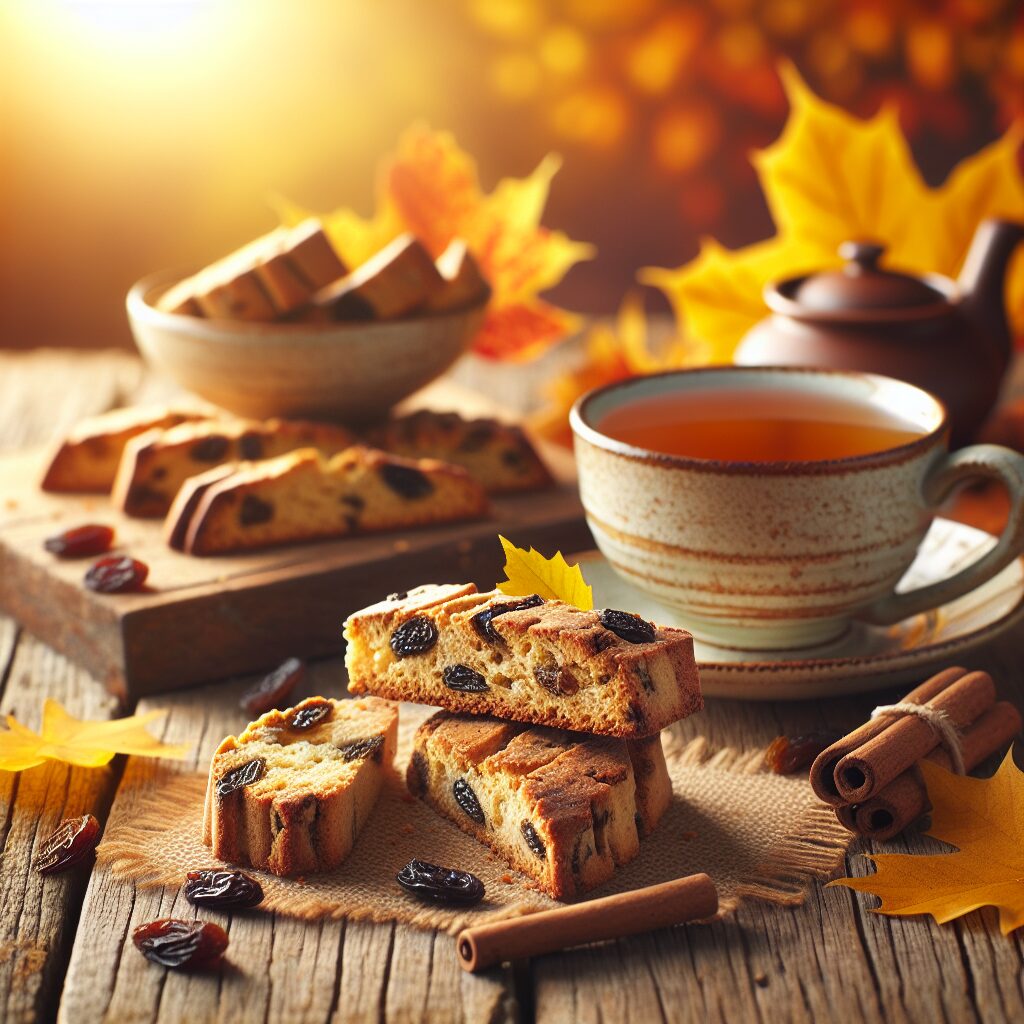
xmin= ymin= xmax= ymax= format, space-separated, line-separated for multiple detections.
xmin=521 ymin=821 xmax=546 ymax=859
xmin=457 ymin=423 xmax=495 ymax=452
xmin=340 ymin=493 xmax=365 ymax=510
xmin=501 ymin=449 xmax=524 ymax=468
xmin=216 ymin=758 xmax=266 ymax=798
xmin=239 ymin=495 xmax=274 ymax=525
xmin=84 ymin=556 xmax=148 ymax=594
xmin=765 ymin=731 xmax=840 ymax=775
xmin=390 ymin=616 xmax=439 ymax=657
xmin=239 ymin=657 xmax=305 ymax=716
xmin=35 ymin=814 xmax=101 ymax=875
xmin=289 ymin=700 xmax=331 ymax=730
xmin=637 ymin=664 xmax=656 ymax=694
xmin=44 ymin=524 xmax=115 ymax=558
xmin=408 ymin=751 xmax=428 ymax=796
xmin=533 ymin=663 xmax=579 ymax=696
xmin=132 ymin=918 xmax=229 ymax=970
xmin=190 ymin=435 xmax=230 ymax=462
xmin=380 ymin=463 xmax=434 ymax=499
xmin=599 ymin=609 xmax=655 ymax=644
xmin=590 ymin=631 xmax=618 ymax=654
xmin=471 ymin=595 xmax=544 ymax=643
xmin=237 ymin=433 xmax=264 ymax=460
xmin=625 ymin=702 xmax=648 ymax=731
xmin=386 ymin=591 xmax=408 ymax=602
xmin=396 ymin=859 xmax=485 ymax=905
xmin=184 ymin=869 xmax=264 ymax=910
xmin=452 ymin=779 xmax=484 ymax=824
xmin=338 ymin=735 xmax=384 ymax=762
xmin=443 ymin=664 xmax=489 ymax=693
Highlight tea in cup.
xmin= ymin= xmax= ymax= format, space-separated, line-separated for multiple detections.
xmin=570 ymin=367 xmax=1024 ymax=650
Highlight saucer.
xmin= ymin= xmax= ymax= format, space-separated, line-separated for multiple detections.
xmin=577 ymin=517 xmax=1024 ymax=701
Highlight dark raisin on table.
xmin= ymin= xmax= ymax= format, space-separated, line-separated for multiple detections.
xmin=521 ymin=820 xmax=546 ymax=859
xmin=765 ymin=732 xmax=840 ymax=774
xmin=443 ymin=664 xmax=489 ymax=692
xmin=239 ymin=657 xmax=305 ymax=716
xmin=380 ymin=463 xmax=435 ymax=499
xmin=453 ymin=778 xmax=485 ymax=824
xmin=289 ymin=700 xmax=331 ymax=730
xmin=184 ymin=869 xmax=264 ymax=909
xmin=84 ymin=555 xmax=148 ymax=594
xmin=35 ymin=814 xmax=101 ymax=875
xmin=471 ymin=595 xmax=544 ymax=643
xmin=338 ymin=735 xmax=385 ymax=762
xmin=132 ymin=918 xmax=229 ymax=970
xmin=598 ymin=609 xmax=656 ymax=644
xmin=216 ymin=757 xmax=266 ymax=798
xmin=43 ymin=524 xmax=115 ymax=558
xmin=390 ymin=616 xmax=439 ymax=657
xmin=396 ymin=859 xmax=485 ymax=905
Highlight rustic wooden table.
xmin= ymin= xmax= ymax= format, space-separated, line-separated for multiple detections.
xmin=1 ymin=350 xmax=1022 ymax=1024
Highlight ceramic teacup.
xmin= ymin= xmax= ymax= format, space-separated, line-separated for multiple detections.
xmin=570 ymin=367 xmax=1024 ymax=651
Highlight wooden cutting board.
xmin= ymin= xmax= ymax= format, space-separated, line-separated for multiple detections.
xmin=0 ymin=447 xmax=591 ymax=701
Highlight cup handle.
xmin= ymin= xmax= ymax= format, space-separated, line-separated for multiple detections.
xmin=860 ymin=443 xmax=1024 ymax=626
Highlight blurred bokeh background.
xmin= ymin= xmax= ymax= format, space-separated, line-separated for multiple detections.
xmin=2 ymin=0 xmax=1022 ymax=350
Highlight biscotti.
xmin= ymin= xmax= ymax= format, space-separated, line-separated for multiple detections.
xmin=314 ymin=234 xmax=443 ymax=321
xmin=364 ymin=411 xmax=552 ymax=493
xmin=41 ymin=407 xmax=210 ymax=493
xmin=158 ymin=219 xmax=346 ymax=320
xmin=167 ymin=447 xmax=490 ymax=555
xmin=112 ymin=418 xmax=357 ymax=517
xmin=203 ymin=695 xmax=398 ymax=876
xmin=344 ymin=584 xmax=702 ymax=738
xmin=407 ymin=711 xmax=672 ymax=899
xmin=423 ymin=239 xmax=490 ymax=313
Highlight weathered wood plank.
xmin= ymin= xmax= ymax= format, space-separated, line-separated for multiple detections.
xmin=0 ymin=629 xmax=122 ymax=1024
xmin=59 ymin=662 xmax=515 ymax=1024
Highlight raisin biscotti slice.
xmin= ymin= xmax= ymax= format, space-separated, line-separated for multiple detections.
xmin=41 ymin=406 xmax=211 ymax=493
xmin=203 ymin=695 xmax=398 ymax=876
xmin=112 ymin=417 xmax=357 ymax=517
xmin=167 ymin=447 xmax=490 ymax=555
xmin=407 ymin=711 xmax=672 ymax=899
xmin=344 ymin=585 xmax=701 ymax=738
xmin=364 ymin=411 xmax=552 ymax=494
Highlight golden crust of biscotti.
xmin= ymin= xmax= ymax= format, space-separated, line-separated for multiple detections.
xmin=406 ymin=710 xmax=672 ymax=899
xmin=364 ymin=410 xmax=552 ymax=494
xmin=169 ymin=446 xmax=489 ymax=556
xmin=113 ymin=417 xmax=357 ymax=518
xmin=313 ymin=234 xmax=444 ymax=321
xmin=40 ymin=407 xmax=211 ymax=493
xmin=202 ymin=695 xmax=398 ymax=876
xmin=344 ymin=584 xmax=702 ymax=738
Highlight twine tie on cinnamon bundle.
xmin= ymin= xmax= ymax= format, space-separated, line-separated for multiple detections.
xmin=869 ymin=701 xmax=966 ymax=776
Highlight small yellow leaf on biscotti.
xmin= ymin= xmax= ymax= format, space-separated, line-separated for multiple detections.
xmin=496 ymin=535 xmax=593 ymax=611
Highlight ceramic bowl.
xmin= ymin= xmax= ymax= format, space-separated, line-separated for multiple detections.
xmin=126 ymin=269 xmax=487 ymax=423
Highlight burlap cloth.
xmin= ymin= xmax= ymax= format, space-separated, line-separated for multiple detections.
xmin=96 ymin=704 xmax=851 ymax=934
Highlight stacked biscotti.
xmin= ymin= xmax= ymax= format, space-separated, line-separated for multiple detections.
xmin=156 ymin=222 xmax=490 ymax=324
xmin=40 ymin=406 xmax=553 ymax=555
xmin=344 ymin=583 xmax=703 ymax=899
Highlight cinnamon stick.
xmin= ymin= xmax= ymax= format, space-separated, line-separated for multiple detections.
xmin=809 ymin=666 xmax=968 ymax=806
xmin=455 ymin=873 xmax=718 ymax=973
xmin=842 ymin=701 xmax=1022 ymax=840
xmin=833 ymin=670 xmax=996 ymax=804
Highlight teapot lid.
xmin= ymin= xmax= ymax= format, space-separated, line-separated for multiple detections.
xmin=793 ymin=241 xmax=945 ymax=311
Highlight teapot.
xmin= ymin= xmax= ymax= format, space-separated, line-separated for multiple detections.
xmin=734 ymin=218 xmax=1024 ymax=447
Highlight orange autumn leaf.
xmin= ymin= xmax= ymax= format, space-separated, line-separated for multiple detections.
xmin=643 ymin=62 xmax=1024 ymax=360
xmin=829 ymin=750 xmax=1024 ymax=935
xmin=496 ymin=535 xmax=593 ymax=611
xmin=276 ymin=126 xmax=594 ymax=361
xmin=531 ymin=292 xmax=699 ymax=446
xmin=0 ymin=699 xmax=189 ymax=771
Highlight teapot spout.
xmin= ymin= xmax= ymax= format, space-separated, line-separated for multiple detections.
xmin=957 ymin=218 xmax=1024 ymax=370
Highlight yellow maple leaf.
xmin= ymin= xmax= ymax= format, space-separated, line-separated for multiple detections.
xmin=829 ymin=749 xmax=1024 ymax=935
xmin=496 ymin=535 xmax=593 ymax=611
xmin=276 ymin=125 xmax=594 ymax=361
xmin=531 ymin=292 xmax=698 ymax=446
xmin=0 ymin=699 xmax=189 ymax=771
xmin=644 ymin=62 xmax=1024 ymax=359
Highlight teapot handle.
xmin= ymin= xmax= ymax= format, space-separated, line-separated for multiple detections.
xmin=860 ymin=444 xmax=1024 ymax=625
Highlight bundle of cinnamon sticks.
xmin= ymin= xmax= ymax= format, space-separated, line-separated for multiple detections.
xmin=810 ymin=666 xmax=1021 ymax=841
